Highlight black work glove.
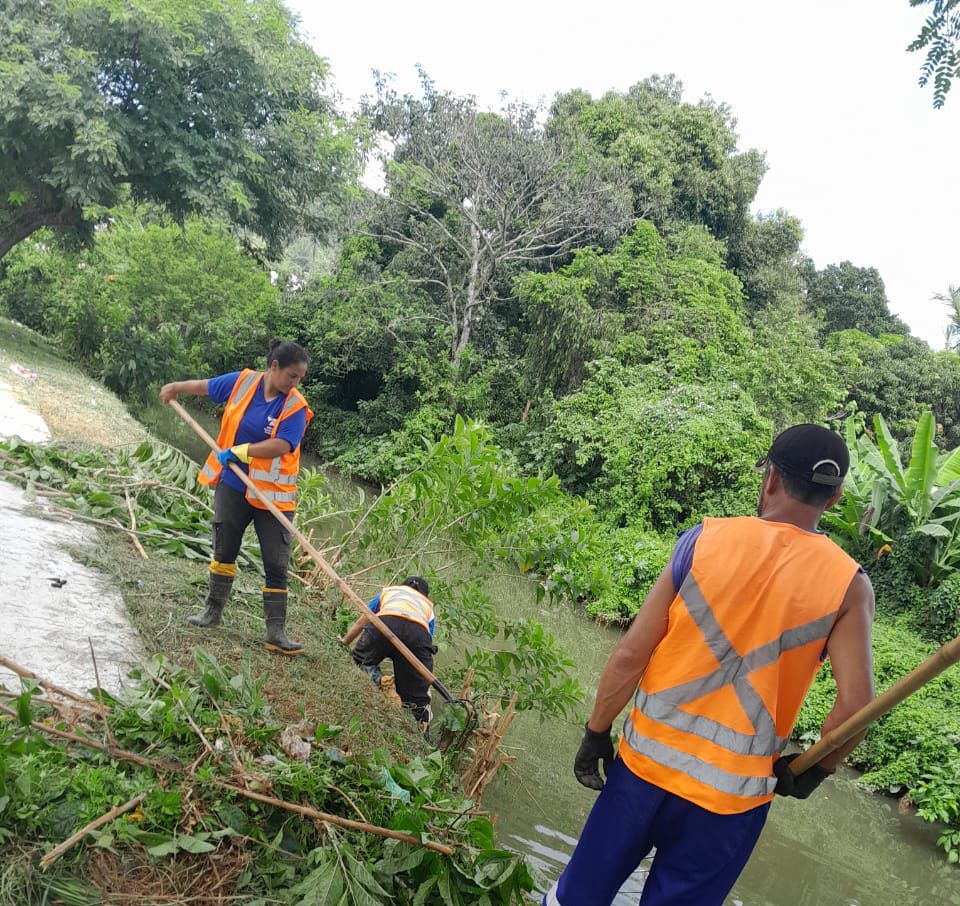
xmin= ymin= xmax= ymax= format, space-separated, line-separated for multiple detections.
xmin=574 ymin=723 xmax=614 ymax=791
xmin=773 ymin=753 xmax=833 ymax=799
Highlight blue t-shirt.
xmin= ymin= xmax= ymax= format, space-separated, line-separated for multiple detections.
xmin=670 ymin=523 xmax=704 ymax=593
xmin=208 ymin=371 xmax=308 ymax=494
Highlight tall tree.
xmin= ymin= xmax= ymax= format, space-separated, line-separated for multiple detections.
xmin=546 ymin=77 xmax=766 ymax=248
xmin=0 ymin=0 xmax=357 ymax=259
xmin=726 ymin=209 xmax=804 ymax=313
xmin=803 ymin=261 xmax=908 ymax=337
xmin=908 ymin=0 xmax=960 ymax=107
xmin=364 ymin=75 xmax=631 ymax=368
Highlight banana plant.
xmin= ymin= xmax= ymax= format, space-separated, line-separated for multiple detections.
xmin=848 ymin=412 xmax=960 ymax=584
xmin=821 ymin=416 xmax=892 ymax=560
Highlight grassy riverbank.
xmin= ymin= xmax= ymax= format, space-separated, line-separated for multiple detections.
xmin=0 ymin=318 xmax=421 ymax=754
xmin=0 ymin=319 xmax=536 ymax=904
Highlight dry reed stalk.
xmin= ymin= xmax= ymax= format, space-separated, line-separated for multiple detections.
xmin=460 ymin=693 xmax=518 ymax=801
xmin=40 ymin=793 xmax=147 ymax=869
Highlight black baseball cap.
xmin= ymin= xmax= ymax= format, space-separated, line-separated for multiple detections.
xmin=757 ymin=424 xmax=849 ymax=487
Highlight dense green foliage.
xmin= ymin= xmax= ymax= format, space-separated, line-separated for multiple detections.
xmin=1 ymin=218 xmax=280 ymax=400
xmin=796 ymin=621 xmax=960 ymax=861
xmin=825 ymin=412 xmax=960 ymax=585
xmin=0 ymin=0 xmax=356 ymax=258
xmin=823 ymin=412 xmax=960 ymax=642
xmin=0 ymin=651 xmax=536 ymax=901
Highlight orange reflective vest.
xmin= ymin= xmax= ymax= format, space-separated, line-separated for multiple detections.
xmin=619 ymin=516 xmax=860 ymax=814
xmin=377 ymin=585 xmax=435 ymax=635
xmin=198 ymin=369 xmax=313 ymax=512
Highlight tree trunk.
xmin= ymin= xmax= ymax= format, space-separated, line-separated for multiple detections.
xmin=452 ymin=220 xmax=482 ymax=368
xmin=0 ymin=206 xmax=81 ymax=260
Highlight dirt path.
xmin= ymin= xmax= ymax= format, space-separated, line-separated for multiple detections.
xmin=0 ymin=383 xmax=141 ymax=694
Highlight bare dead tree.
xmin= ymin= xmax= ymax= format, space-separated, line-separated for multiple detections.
xmin=362 ymin=75 xmax=631 ymax=368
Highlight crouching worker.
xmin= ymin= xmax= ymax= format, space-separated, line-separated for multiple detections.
xmin=343 ymin=577 xmax=436 ymax=727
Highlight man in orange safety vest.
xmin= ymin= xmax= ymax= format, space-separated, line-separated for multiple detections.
xmin=546 ymin=424 xmax=875 ymax=906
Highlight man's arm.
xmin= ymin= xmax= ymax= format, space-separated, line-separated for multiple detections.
xmin=587 ymin=564 xmax=675 ymax=732
xmin=573 ymin=564 xmax=674 ymax=789
xmin=817 ymin=570 xmax=876 ymax=771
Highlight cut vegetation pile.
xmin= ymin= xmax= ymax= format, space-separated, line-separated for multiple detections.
xmin=0 ymin=650 xmax=536 ymax=905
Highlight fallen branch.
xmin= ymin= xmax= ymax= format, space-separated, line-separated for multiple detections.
xmin=48 ymin=505 xmax=188 ymax=543
xmin=0 ymin=655 xmax=100 ymax=705
xmin=0 ymin=689 xmax=101 ymax=711
xmin=327 ymin=782 xmax=369 ymax=823
xmin=40 ymin=792 xmax=147 ymax=869
xmin=0 ymin=465 xmax=71 ymax=497
xmin=88 ymin=637 xmax=116 ymax=748
xmin=421 ymin=803 xmax=489 ymax=817
xmin=0 ymin=702 xmax=166 ymax=770
xmin=215 ymin=783 xmax=453 ymax=856
xmin=123 ymin=487 xmax=149 ymax=561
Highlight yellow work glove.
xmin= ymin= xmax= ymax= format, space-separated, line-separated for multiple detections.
xmin=217 ymin=443 xmax=252 ymax=466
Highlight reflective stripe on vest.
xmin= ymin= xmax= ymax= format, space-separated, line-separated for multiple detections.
xmin=622 ymin=721 xmax=776 ymax=799
xmin=250 ymin=466 xmax=297 ymax=485
xmin=630 ymin=573 xmax=839 ymax=758
xmin=619 ymin=516 xmax=860 ymax=814
xmin=257 ymin=490 xmax=298 ymax=503
xmin=197 ymin=369 xmax=313 ymax=512
xmin=378 ymin=586 xmax=434 ymax=632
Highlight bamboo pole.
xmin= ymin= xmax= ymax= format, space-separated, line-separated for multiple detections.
xmin=167 ymin=400 xmax=454 ymax=703
xmin=0 ymin=654 xmax=99 ymax=704
xmin=40 ymin=793 xmax=147 ymax=869
xmin=215 ymin=783 xmax=454 ymax=855
xmin=791 ymin=630 xmax=960 ymax=774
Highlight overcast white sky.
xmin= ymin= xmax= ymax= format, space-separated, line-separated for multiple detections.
xmin=290 ymin=0 xmax=958 ymax=348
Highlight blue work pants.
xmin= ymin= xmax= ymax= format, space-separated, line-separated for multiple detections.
xmin=545 ymin=758 xmax=769 ymax=906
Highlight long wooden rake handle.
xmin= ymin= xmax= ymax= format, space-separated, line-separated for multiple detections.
xmin=168 ymin=400 xmax=454 ymax=703
xmin=790 ymin=630 xmax=960 ymax=774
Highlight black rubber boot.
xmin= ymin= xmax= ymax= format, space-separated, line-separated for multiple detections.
xmin=263 ymin=589 xmax=304 ymax=655
xmin=187 ymin=572 xmax=233 ymax=627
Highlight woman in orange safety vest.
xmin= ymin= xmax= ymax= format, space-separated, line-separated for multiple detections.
xmin=159 ymin=338 xmax=313 ymax=654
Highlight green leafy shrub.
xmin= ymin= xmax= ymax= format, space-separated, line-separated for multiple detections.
xmin=927 ymin=571 xmax=960 ymax=643
xmin=1 ymin=218 xmax=280 ymax=401
xmin=824 ymin=411 xmax=960 ymax=593
xmin=913 ymin=753 xmax=960 ymax=864
xmin=536 ymin=358 xmax=769 ymax=530
xmin=586 ymin=527 xmax=676 ymax=621
xmin=868 ymin=545 xmax=935 ymax=632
